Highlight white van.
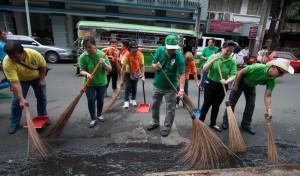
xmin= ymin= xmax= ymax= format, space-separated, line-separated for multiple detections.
xmin=196 ymin=37 xmax=225 ymax=56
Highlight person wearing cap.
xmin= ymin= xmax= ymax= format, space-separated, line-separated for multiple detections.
xmin=221 ymin=58 xmax=294 ymax=134
xmin=199 ymin=40 xmax=237 ymax=132
xmin=147 ymin=35 xmax=185 ymax=137
xmin=120 ymin=41 xmax=145 ymax=108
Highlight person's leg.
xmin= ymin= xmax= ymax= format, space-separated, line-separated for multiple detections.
xmin=210 ymin=85 xmax=226 ymax=127
xmin=96 ymin=86 xmax=106 ymax=122
xmin=123 ymin=73 xmax=131 ymax=107
xmin=199 ymin=81 xmax=214 ymax=122
xmin=200 ymin=71 xmax=208 ymax=90
xmin=184 ymin=79 xmax=189 ymax=95
xmin=106 ymin=73 xmax=111 ymax=90
xmin=241 ymin=86 xmax=256 ymax=128
xmin=176 ymin=86 xmax=180 ymax=108
xmin=130 ymin=79 xmax=138 ymax=100
xmin=8 ymin=81 xmax=30 ymax=133
xmin=85 ymin=87 xmax=96 ymax=120
xmin=112 ymin=72 xmax=118 ymax=91
xmin=31 ymin=78 xmax=47 ymax=116
xmin=150 ymin=87 xmax=163 ymax=126
xmin=163 ymin=89 xmax=177 ymax=131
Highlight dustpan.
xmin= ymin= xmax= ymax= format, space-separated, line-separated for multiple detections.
xmin=194 ymin=86 xmax=201 ymax=118
xmin=136 ymin=81 xmax=150 ymax=112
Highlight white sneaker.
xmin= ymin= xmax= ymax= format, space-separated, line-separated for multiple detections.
xmin=97 ymin=115 xmax=104 ymax=122
xmin=123 ymin=101 xmax=129 ymax=108
xmin=89 ymin=120 xmax=97 ymax=128
xmin=130 ymin=100 xmax=137 ymax=106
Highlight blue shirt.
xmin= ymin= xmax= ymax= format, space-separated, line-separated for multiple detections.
xmin=0 ymin=41 xmax=7 ymax=60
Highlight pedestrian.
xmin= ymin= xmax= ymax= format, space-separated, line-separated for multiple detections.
xmin=257 ymin=45 xmax=269 ymax=64
xmin=120 ymin=39 xmax=130 ymax=61
xmin=199 ymin=40 xmax=237 ymax=132
xmin=147 ymin=34 xmax=185 ymax=137
xmin=0 ymin=29 xmax=8 ymax=83
xmin=120 ymin=41 xmax=145 ymax=108
xmin=241 ymin=46 xmax=250 ymax=65
xmin=200 ymin=38 xmax=219 ymax=91
xmin=222 ymin=58 xmax=294 ymax=134
xmin=176 ymin=51 xmax=199 ymax=109
xmin=102 ymin=39 xmax=120 ymax=97
xmin=3 ymin=41 xmax=50 ymax=134
xmin=79 ymin=36 xmax=112 ymax=128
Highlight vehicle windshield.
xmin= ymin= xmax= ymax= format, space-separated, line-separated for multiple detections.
xmin=34 ymin=37 xmax=54 ymax=46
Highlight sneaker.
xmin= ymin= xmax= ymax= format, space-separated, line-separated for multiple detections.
xmin=97 ymin=116 xmax=104 ymax=122
xmin=130 ymin=100 xmax=137 ymax=106
xmin=176 ymin=104 xmax=179 ymax=109
xmin=123 ymin=101 xmax=129 ymax=109
xmin=147 ymin=123 xmax=159 ymax=131
xmin=89 ymin=120 xmax=97 ymax=128
xmin=161 ymin=129 xmax=170 ymax=137
xmin=7 ymin=124 xmax=19 ymax=134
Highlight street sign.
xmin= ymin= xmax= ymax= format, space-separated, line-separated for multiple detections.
xmin=249 ymin=26 xmax=258 ymax=39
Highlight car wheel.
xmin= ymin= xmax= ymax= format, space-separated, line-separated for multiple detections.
xmin=46 ymin=52 xmax=60 ymax=63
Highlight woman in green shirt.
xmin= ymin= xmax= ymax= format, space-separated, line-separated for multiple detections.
xmin=199 ymin=40 xmax=237 ymax=132
xmin=79 ymin=37 xmax=112 ymax=128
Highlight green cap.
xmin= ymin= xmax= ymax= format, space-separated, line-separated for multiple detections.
xmin=165 ymin=35 xmax=179 ymax=49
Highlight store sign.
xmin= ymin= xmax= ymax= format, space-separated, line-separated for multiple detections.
xmin=248 ymin=26 xmax=258 ymax=39
xmin=127 ymin=0 xmax=200 ymax=7
xmin=78 ymin=30 xmax=91 ymax=38
xmin=209 ymin=20 xmax=243 ymax=33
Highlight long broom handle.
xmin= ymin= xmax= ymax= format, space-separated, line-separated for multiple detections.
xmin=142 ymin=81 xmax=146 ymax=103
xmin=197 ymin=85 xmax=200 ymax=109
xmin=150 ymin=54 xmax=194 ymax=117
xmin=216 ymin=61 xmax=228 ymax=99
xmin=81 ymin=52 xmax=108 ymax=91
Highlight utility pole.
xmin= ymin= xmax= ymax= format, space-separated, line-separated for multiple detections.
xmin=194 ymin=4 xmax=201 ymax=56
xmin=25 ymin=0 xmax=32 ymax=37
xmin=253 ymin=0 xmax=272 ymax=55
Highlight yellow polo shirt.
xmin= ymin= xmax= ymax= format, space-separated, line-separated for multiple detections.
xmin=3 ymin=48 xmax=46 ymax=81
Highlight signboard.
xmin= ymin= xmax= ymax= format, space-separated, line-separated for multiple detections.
xmin=209 ymin=20 xmax=243 ymax=33
xmin=248 ymin=26 xmax=258 ymax=39
xmin=77 ymin=30 xmax=91 ymax=38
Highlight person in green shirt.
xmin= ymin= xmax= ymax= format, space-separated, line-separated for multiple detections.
xmin=79 ymin=36 xmax=112 ymax=128
xmin=200 ymin=38 xmax=219 ymax=91
xmin=147 ymin=35 xmax=185 ymax=137
xmin=222 ymin=58 xmax=294 ymax=134
xmin=199 ymin=40 xmax=237 ymax=132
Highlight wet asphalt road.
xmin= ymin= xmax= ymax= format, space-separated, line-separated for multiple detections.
xmin=0 ymin=63 xmax=299 ymax=175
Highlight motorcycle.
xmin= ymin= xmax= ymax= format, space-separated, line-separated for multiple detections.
xmin=74 ymin=47 xmax=84 ymax=76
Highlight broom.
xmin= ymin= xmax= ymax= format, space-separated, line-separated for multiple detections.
xmin=217 ymin=61 xmax=246 ymax=152
xmin=46 ymin=53 xmax=108 ymax=138
xmin=24 ymin=106 xmax=47 ymax=159
xmin=151 ymin=54 xmax=238 ymax=169
xmin=102 ymin=88 xmax=122 ymax=113
xmin=265 ymin=114 xmax=279 ymax=164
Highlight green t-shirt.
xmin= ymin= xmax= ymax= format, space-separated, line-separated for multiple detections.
xmin=201 ymin=46 xmax=219 ymax=65
xmin=243 ymin=64 xmax=276 ymax=90
xmin=207 ymin=53 xmax=237 ymax=82
xmin=152 ymin=46 xmax=185 ymax=90
xmin=79 ymin=49 xmax=110 ymax=87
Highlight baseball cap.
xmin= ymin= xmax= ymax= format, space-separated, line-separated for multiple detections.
xmin=165 ymin=35 xmax=179 ymax=49
xmin=129 ymin=41 xmax=138 ymax=52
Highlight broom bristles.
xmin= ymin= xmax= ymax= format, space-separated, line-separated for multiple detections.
xmin=24 ymin=107 xmax=47 ymax=159
xmin=267 ymin=122 xmax=279 ymax=164
xmin=227 ymin=106 xmax=246 ymax=152
xmin=46 ymin=90 xmax=84 ymax=138
xmin=181 ymin=118 xmax=239 ymax=169
xmin=102 ymin=88 xmax=122 ymax=113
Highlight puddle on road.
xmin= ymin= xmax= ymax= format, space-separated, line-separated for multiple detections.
xmin=1 ymin=143 xmax=299 ymax=175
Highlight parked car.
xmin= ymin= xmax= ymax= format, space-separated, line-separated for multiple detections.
xmin=7 ymin=35 xmax=76 ymax=63
xmin=268 ymin=51 xmax=300 ymax=72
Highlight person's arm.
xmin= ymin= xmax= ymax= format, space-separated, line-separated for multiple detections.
xmin=203 ymin=54 xmax=218 ymax=72
xmin=232 ymin=69 xmax=246 ymax=92
xmin=38 ymin=67 xmax=47 ymax=88
xmin=100 ymin=57 xmax=112 ymax=73
xmin=10 ymin=81 xmax=29 ymax=107
xmin=264 ymin=89 xmax=272 ymax=119
xmin=177 ymin=74 xmax=185 ymax=98
xmin=120 ymin=64 xmax=126 ymax=89
xmin=140 ymin=63 xmax=145 ymax=82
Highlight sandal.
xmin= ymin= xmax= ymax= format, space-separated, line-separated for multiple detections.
xmin=210 ymin=125 xmax=222 ymax=132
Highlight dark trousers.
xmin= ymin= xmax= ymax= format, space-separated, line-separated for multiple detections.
xmin=124 ymin=73 xmax=138 ymax=101
xmin=176 ymin=79 xmax=189 ymax=104
xmin=106 ymin=63 xmax=118 ymax=90
xmin=223 ymin=80 xmax=256 ymax=128
xmin=200 ymin=79 xmax=227 ymax=126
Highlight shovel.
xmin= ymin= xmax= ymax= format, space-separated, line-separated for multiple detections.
xmin=136 ymin=81 xmax=150 ymax=112
xmin=194 ymin=86 xmax=201 ymax=118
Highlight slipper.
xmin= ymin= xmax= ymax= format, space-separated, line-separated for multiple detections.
xmin=210 ymin=125 xmax=222 ymax=132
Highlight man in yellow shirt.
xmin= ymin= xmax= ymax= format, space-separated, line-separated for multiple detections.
xmin=3 ymin=41 xmax=49 ymax=134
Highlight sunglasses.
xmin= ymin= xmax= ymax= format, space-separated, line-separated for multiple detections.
xmin=276 ymin=66 xmax=286 ymax=75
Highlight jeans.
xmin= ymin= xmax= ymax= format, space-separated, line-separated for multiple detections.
xmin=85 ymin=86 xmax=106 ymax=120
xmin=200 ymin=79 xmax=227 ymax=126
xmin=176 ymin=79 xmax=189 ymax=104
xmin=10 ymin=78 xmax=47 ymax=126
xmin=151 ymin=86 xmax=176 ymax=131
xmin=124 ymin=73 xmax=138 ymax=101
xmin=223 ymin=80 xmax=256 ymax=128
xmin=200 ymin=71 xmax=208 ymax=89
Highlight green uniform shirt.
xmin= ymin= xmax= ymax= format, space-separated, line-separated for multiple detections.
xmin=79 ymin=49 xmax=110 ymax=87
xmin=243 ymin=64 xmax=276 ymax=90
xmin=201 ymin=46 xmax=219 ymax=65
xmin=152 ymin=46 xmax=185 ymax=90
xmin=207 ymin=53 xmax=237 ymax=82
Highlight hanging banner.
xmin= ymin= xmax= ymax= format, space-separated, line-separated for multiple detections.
xmin=248 ymin=26 xmax=258 ymax=39
xmin=209 ymin=20 xmax=243 ymax=33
